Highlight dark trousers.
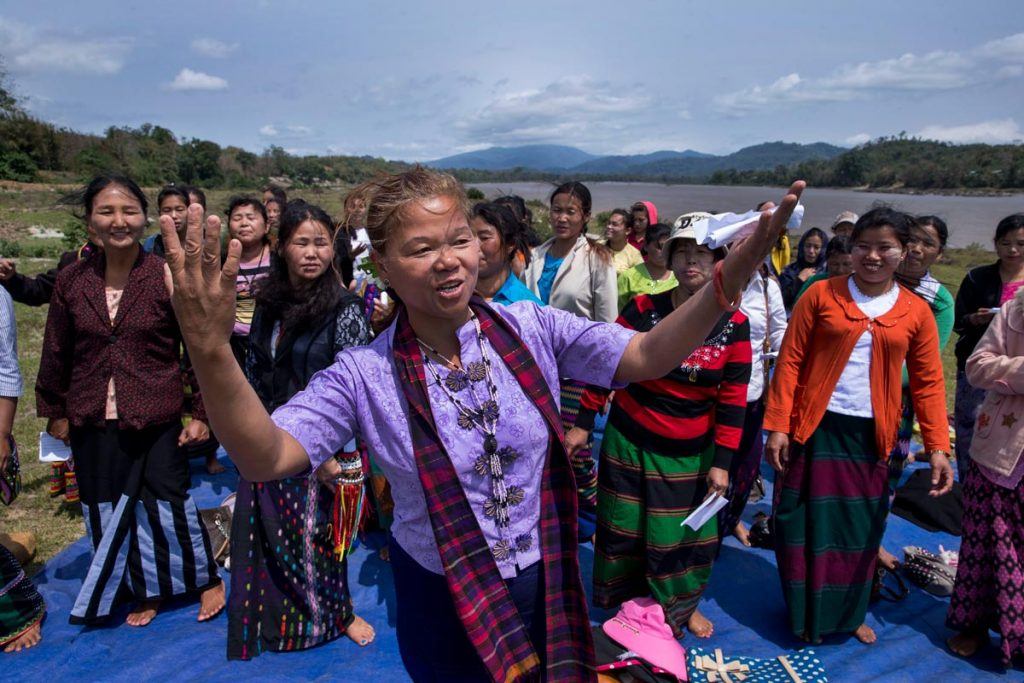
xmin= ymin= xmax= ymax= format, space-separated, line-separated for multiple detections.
xmin=719 ymin=398 xmax=766 ymax=538
xmin=390 ymin=537 xmax=545 ymax=682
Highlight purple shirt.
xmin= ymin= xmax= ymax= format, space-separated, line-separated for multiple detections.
xmin=272 ymin=301 xmax=634 ymax=578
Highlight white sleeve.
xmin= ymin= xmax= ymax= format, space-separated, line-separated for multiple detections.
xmin=766 ymin=278 xmax=788 ymax=352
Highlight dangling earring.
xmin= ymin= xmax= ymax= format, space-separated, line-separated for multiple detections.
xmin=383 ymin=278 xmax=391 ymax=289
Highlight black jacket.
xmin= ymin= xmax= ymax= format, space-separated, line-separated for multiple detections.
xmin=3 ymin=243 xmax=99 ymax=306
xmin=953 ymin=262 xmax=1003 ymax=372
xmin=245 ymin=293 xmax=370 ymax=412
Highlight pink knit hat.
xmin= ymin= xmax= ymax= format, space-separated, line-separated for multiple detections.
xmin=602 ymin=597 xmax=688 ymax=680
xmin=631 ymin=200 xmax=659 ymax=225
xmin=641 ymin=200 xmax=658 ymax=225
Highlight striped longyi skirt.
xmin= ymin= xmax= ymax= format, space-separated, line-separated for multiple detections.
xmin=593 ymin=421 xmax=717 ymax=635
xmin=69 ymin=420 xmax=220 ymax=624
xmin=773 ymin=410 xmax=888 ymax=642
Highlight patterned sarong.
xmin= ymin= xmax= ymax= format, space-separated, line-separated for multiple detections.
xmin=947 ymin=463 xmax=1024 ymax=665
xmin=593 ymin=420 xmax=717 ymax=635
xmin=773 ymin=411 xmax=888 ymax=641
xmin=0 ymin=543 xmax=44 ymax=647
xmin=227 ymin=475 xmax=354 ymax=660
xmin=560 ymin=379 xmax=598 ymax=538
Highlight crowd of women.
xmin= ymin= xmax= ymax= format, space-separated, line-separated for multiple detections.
xmin=0 ymin=166 xmax=1022 ymax=678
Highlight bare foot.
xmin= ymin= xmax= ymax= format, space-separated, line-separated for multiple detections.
xmin=126 ymin=599 xmax=160 ymax=627
xmin=733 ymin=521 xmax=751 ymax=547
xmin=346 ymin=614 xmax=375 ymax=646
xmin=205 ymin=454 xmax=226 ymax=475
xmin=878 ymin=546 xmax=899 ymax=571
xmin=687 ymin=608 xmax=714 ymax=638
xmin=3 ymin=620 xmax=42 ymax=652
xmin=378 ymin=545 xmax=390 ymax=562
xmin=947 ymin=629 xmax=989 ymax=657
xmin=854 ymin=623 xmax=877 ymax=644
xmin=197 ymin=582 xmax=225 ymax=622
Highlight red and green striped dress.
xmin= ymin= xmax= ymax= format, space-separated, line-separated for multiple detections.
xmin=582 ymin=291 xmax=751 ymax=635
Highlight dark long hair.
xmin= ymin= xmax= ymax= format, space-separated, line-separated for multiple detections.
xmin=253 ymin=199 xmax=347 ymax=331
xmin=472 ymin=201 xmax=534 ymax=268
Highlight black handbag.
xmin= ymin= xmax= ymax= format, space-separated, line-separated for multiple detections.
xmin=748 ymin=511 xmax=774 ymax=549
xmin=0 ymin=436 xmax=21 ymax=506
xmin=199 ymin=493 xmax=236 ymax=566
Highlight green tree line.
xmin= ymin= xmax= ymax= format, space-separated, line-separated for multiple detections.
xmin=0 ymin=61 xmax=408 ymax=187
xmin=706 ymin=136 xmax=1024 ymax=190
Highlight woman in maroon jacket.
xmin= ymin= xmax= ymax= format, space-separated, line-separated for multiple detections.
xmin=36 ymin=174 xmax=224 ymax=628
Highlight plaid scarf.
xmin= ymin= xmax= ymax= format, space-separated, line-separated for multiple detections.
xmin=392 ymin=296 xmax=595 ymax=682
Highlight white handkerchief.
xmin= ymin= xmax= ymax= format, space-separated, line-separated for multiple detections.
xmin=693 ymin=204 xmax=805 ymax=249
xmin=39 ymin=431 xmax=72 ymax=463
xmin=680 ymin=493 xmax=729 ymax=531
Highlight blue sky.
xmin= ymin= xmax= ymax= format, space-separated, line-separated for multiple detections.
xmin=1 ymin=1 xmax=1022 ymax=160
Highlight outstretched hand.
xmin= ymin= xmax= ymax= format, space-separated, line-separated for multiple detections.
xmin=719 ymin=180 xmax=806 ymax=299
xmin=160 ymin=204 xmax=239 ymax=357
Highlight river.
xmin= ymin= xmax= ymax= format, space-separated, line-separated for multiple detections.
xmin=472 ymin=181 xmax=1024 ymax=249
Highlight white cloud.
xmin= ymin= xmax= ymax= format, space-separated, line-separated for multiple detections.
xmin=845 ymin=133 xmax=872 ymax=146
xmin=714 ymin=32 xmax=1024 ymax=115
xmin=455 ymin=75 xmax=648 ymax=145
xmin=0 ymin=17 xmax=131 ymax=75
xmin=166 ymin=68 xmax=228 ymax=91
xmin=977 ymin=32 xmax=1024 ymax=60
xmin=190 ymin=38 xmax=238 ymax=58
xmin=917 ymin=118 xmax=1023 ymax=144
xmin=259 ymin=124 xmax=313 ymax=138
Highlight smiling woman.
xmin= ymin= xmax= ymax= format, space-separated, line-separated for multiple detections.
xmin=35 ymin=173 xmax=225 ymax=630
xmin=159 ymin=166 xmax=803 ymax=681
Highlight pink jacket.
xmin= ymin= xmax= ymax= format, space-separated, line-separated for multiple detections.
xmin=966 ymin=287 xmax=1024 ymax=479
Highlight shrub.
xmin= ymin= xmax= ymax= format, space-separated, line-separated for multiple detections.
xmin=0 ymin=239 xmax=21 ymax=258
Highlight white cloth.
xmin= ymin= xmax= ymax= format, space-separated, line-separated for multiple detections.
xmin=826 ymin=276 xmax=900 ymax=417
xmin=693 ymin=204 xmax=805 ymax=249
xmin=351 ymin=227 xmax=371 ymax=269
xmin=739 ymin=273 xmax=788 ymax=401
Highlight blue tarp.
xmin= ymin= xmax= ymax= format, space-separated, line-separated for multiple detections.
xmin=5 ymin=454 xmax=1013 ymax=681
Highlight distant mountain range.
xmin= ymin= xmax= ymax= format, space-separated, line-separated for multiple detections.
xmin=427 ymin=142 xmax=846 ymax=179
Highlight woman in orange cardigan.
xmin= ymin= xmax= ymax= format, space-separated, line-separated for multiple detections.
xmin=764 ymin=207 xmax=954 ymax=645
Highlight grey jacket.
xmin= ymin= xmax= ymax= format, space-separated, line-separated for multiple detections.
xmin=524 ymin=235 xmax=617 ymax=323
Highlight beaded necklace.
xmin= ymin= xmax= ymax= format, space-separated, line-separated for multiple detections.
xmin=417 ymin=315 xmax=525 ymax=537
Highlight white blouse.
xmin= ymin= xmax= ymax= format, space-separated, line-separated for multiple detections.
xmin=826 ymin=276 xmax=899 ymax=417
xmin=739 ymin=273 xmax=788 ymax=402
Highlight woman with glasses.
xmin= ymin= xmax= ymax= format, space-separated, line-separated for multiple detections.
xmin=764 ymin=207 xmax=953 ymax=645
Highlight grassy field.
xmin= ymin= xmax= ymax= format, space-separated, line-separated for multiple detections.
xmin=0 ymin=182 xmax=989 ymax=570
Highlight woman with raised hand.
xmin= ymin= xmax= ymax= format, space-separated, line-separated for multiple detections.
xmin=953 ymin=214 xmax=1024 ymax=481
xmin=36 ymin=173 xmax=224 ymax=628
xmin=764 ymin=207 xmax=953 ymax=646
xmin=160 ymin=167 xmax=802 ymax=681
xmin=580 ymin=215 xmax=751 ymax=639
xmin=228 ymin=199 xmax=375 ymax=659
xmin=523 ymin=181 xmax=617 ymax=540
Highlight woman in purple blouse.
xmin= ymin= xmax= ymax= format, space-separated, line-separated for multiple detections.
xmin=161 ymin=167 xmax=804 ymax=682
